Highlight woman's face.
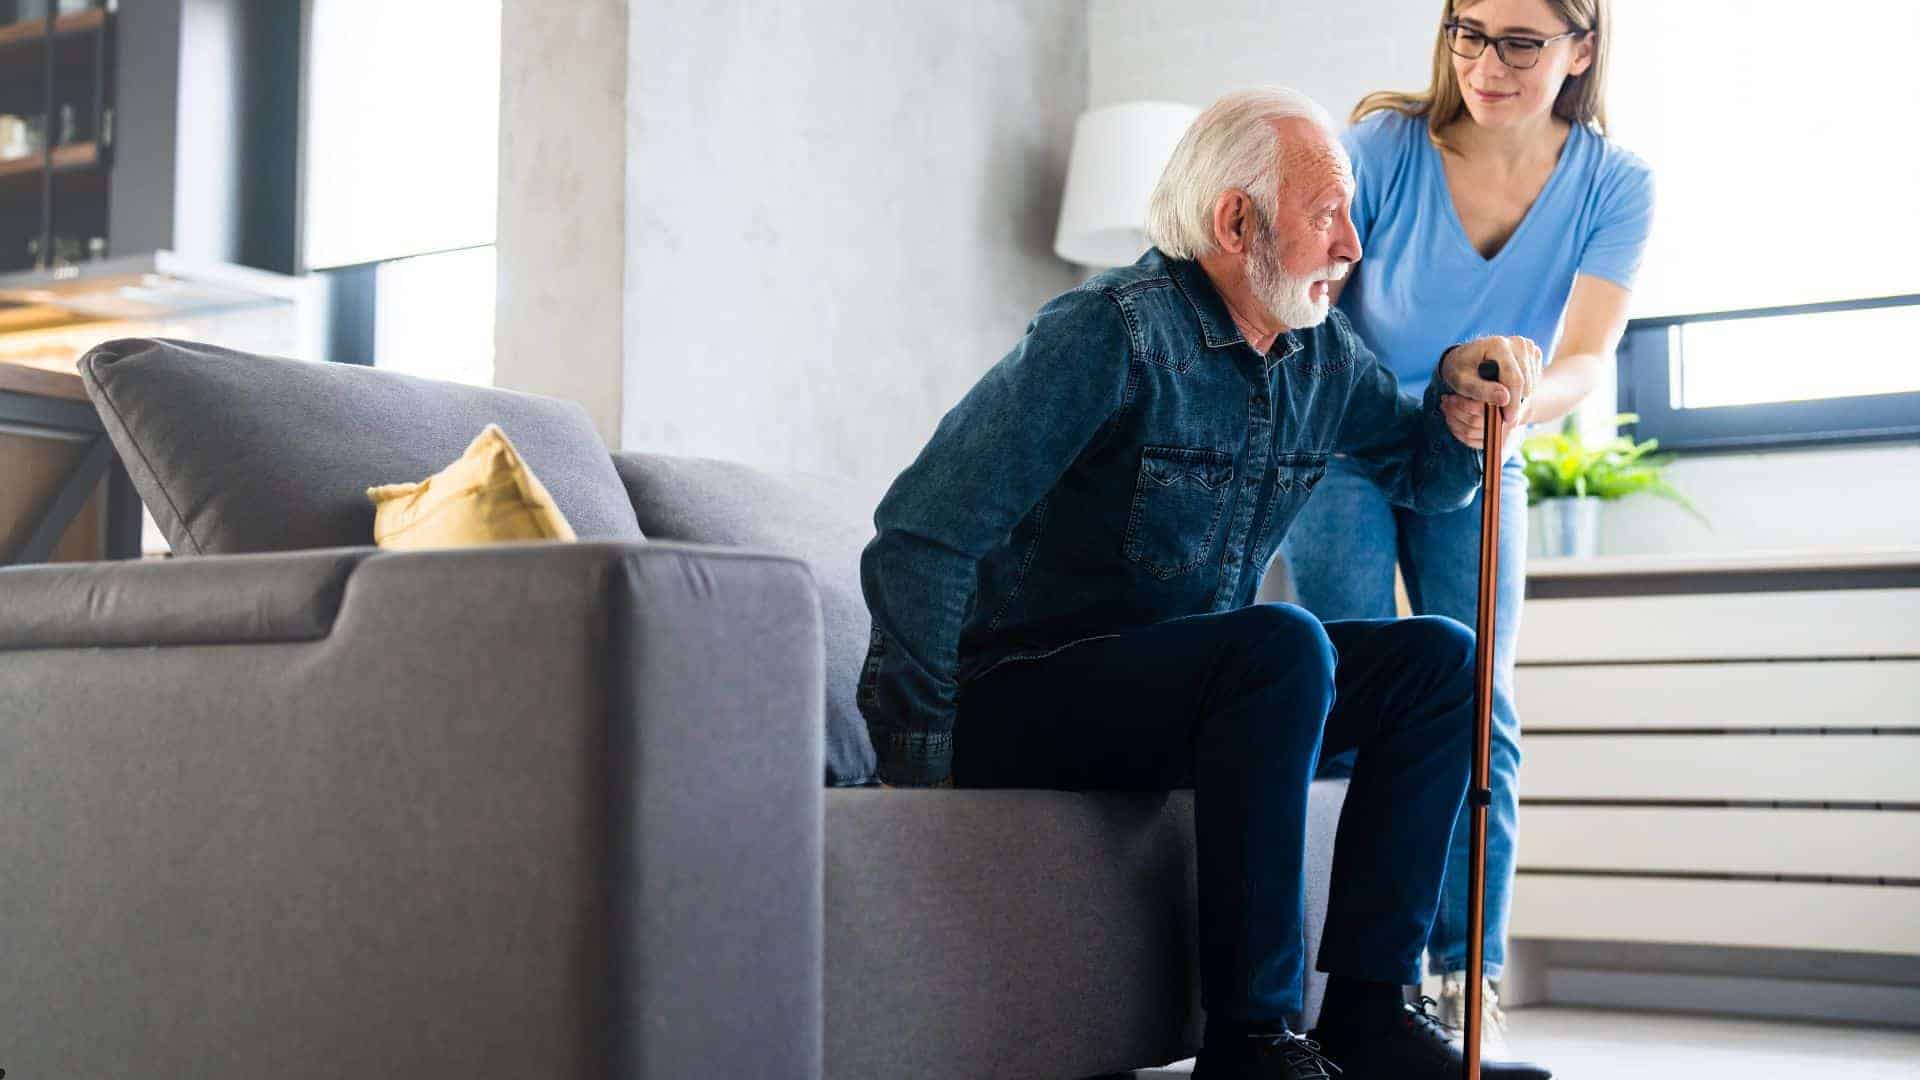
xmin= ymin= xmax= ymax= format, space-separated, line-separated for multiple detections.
xmin=1449 ymin=0 xmax=1594 ymax=131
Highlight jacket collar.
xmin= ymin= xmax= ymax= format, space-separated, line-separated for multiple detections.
xmin=1164 ymin=252 xmax=1303 ymax=373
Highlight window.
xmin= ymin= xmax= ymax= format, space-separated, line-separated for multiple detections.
xmin=372 ymin=246 xmax=498 ymax=387
xmin=1606 ymin=1 xmax=1920 ymax=450
xmin=1667 ymin=302 xmax=1920 ymax=410
xmin=302 ymin=0 xmax=501 ymax=384
xmin=1619 ymin=296 xmax=1920 ymax=451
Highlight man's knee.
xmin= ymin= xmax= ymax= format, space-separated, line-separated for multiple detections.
xmin=1202 ymin=604 xmax=1336 ymax=754
xmin=1233 ymin=602 xmax=1337 ymax=693
xmin=1401 ymin=614 xmax=1474 ymax=661
xmin=1393 ymin=615 xmax=1478 ymax=702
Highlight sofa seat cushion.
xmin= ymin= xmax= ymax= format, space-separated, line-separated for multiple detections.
xmin=826 ymin=787 xmax=1200 ymax=1078
xmin=613 ymin=451 xmax=876 ymax=786
xmin=824 ymin=778 xmax=1352 ymax=1077
xmin=80 ymin=338 xmax=641 ymax=555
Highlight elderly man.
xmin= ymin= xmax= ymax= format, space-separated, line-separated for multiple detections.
xmin=856 ymin=87 xmax=1554 ymax=1080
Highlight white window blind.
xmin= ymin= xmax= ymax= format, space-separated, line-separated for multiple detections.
xmin=1608 ymin=1 xmax=1920 ymax=318
xmin=373 ymin=246 xmax=497 ymax=386
xmin=1672 ymin=303 xmax=1920 ymax=408
xmin=303 ymin=0 xmax=502 ymax=270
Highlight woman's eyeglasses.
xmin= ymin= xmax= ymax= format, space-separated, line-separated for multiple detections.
xmin=1443 ymin=22 xmax=1587 ymax=70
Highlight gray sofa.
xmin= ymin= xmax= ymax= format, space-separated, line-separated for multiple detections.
xmin=0 ymin=339 xmax=1349 ymax=1079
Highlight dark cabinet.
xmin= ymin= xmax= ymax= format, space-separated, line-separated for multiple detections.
xmin=0 ymin=0 xmax=298 ymax=281
xmin=0 ymin=1 xmax=112 ymax=275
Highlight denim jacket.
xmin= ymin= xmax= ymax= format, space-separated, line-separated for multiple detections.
xmin=858 ymin=249 xmax=1483 ymax=786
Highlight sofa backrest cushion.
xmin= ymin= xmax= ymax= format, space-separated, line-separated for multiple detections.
xmin=612 ymin=451 xmax=877 ymax=787
xmin=80 ymin=338 xmax=642 ymax=554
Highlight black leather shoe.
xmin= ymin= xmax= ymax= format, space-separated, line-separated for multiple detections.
xmin=1192 ymin=1030 xmax=1343 ymax=1079
xmin=1309 ymin=995 xmax=1551 ymax=1080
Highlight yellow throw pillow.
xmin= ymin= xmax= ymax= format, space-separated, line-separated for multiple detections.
xmin=367 ymin=424 xmax=577 ymax=549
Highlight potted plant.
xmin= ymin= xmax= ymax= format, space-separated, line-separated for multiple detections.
xmin=1519 ymin=413 xmax=1705 ymax=557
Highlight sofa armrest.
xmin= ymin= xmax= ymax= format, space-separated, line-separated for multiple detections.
xmin=0 ymin=542 xmax=824 ymax=1079
xmin=0 ymin=546 xmax=370 ymax=649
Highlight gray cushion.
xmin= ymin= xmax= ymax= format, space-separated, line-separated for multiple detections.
xmin=1299 ymin=777 xmax=1349 ymax=1031
xmin=825 ymin=787 xmax=1200 ymax=1077
xmin=612 ymin=451 xmax=876 ymax=786
xmin=0 ymin=542 xmax=824 ymax=1078
xmin=822 ymin=778 xmax=1351 ymax=1075
xmin=79 ymin=338 xmax=642 ymax=554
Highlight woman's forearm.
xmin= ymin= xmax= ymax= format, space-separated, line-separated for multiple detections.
xmin=1526 ymin=350 xmax=1604 ymax=425
xmin=1526 ymin=274 xmax=1634 ymax=429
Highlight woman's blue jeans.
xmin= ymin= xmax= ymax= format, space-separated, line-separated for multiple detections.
xmin=1279 ymin=452 xmax=1528 ymax=981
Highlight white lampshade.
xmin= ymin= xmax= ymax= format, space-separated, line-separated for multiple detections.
xmin=1053 ymin=101 xmax=1202 ymax=268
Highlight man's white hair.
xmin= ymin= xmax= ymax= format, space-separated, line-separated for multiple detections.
xmin=1144 ymin=87 xmax=1340 ymax=260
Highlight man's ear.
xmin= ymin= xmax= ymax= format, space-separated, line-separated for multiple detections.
xmin=1211 ymin=190 xmax=1252 ymax=255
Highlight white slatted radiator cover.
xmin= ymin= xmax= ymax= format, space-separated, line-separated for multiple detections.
xmin=1509 ymin=549 xmax=1920 ymax=956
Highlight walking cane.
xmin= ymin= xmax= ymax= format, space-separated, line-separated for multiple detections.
xmin=1463 ymin=359 xmax=1506 ymax=1080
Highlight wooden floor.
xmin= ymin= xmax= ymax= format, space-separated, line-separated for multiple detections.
xmin=1132 ymin=1006 xmax=1920 ymax=1078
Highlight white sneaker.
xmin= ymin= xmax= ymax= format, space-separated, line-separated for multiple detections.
xmin=1435 ymin=971 xmax=1513 ymax=1060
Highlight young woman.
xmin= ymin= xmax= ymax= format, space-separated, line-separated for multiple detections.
xmin=1280 ymin=0 xmax=1652 ymax=1054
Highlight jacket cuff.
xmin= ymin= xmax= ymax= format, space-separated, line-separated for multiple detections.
xmin=1432 ymin=346 xmax=1469 ymax=396
xmin=872 ymin=728 xmax=955 ymax=787
xmin=1422 ymin=363 xmax=1477 ymax=454
xmin=1421 ymin=370 xmax=1487 ymax=493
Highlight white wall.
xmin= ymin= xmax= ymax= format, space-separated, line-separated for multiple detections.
xmin=1600 ymin=443 xmax=1920 ymax=556
xmin=495 ymin=0 xmax=628 ymax=445
xmin=494 ymin=0 xmax=1918 ymax=556
xmin=1091 ymin=0 xmax=1920 ymax=558
xmin=622 ymin=1 xmax=1087 ymax=493
xmin=1090 ymin=0 xmax=1435 ymax=116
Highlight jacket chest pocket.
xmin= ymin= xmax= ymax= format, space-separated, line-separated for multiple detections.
xmin=1123 ymin=446 xmax=1235 ymax=580
xmin=1269 ymin=451 xmax=1328 ymax=527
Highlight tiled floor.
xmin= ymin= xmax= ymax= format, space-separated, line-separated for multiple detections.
xmin=1132 ymin=1006 xmax=1920 ymax=1078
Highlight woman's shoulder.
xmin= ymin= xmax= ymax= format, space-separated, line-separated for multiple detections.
xmin=1343 ymin=108 xmax=1426 ymax=162
xmin=1578 ymin=125 xmax=1655 ymax=196
xmin=1568 ymin=128 xmax=1655 ymax=225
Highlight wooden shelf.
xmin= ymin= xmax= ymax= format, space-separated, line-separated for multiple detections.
xmin=0 ymin=153 xmax=38 ymax=179
xmin=1528 ymin=545 xmax=1920 ymax=579
xmin=0 ymin=140 xmax=102 ymax=180
xmin=50 ymin=139 xmax=96 ymax=170
xmin=0 ymin=302 xmax=82 ymax=336
xmin=0 ymin=19 xmax=40 ymax=50
xmin=0 ymin=8 xmax=108 ymax=51
xmin=0 ymin=357 xmax=85 ymax=401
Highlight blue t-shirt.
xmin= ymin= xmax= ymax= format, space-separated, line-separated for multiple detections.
xmin=1337 ymin=110 xmax=1655 ymax=396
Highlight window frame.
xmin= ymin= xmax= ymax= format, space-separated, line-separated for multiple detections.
xmin=314 ymin=241 xmax=496 ymax=377
xmin=1617 ymin=293 xmax=1920 ymax=453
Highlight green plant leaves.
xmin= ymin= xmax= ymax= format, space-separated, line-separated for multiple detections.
xmin=1520 ymin=412 xmax=1709 ymax=526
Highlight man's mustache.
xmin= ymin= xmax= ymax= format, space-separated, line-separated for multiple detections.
xmin=1311 ymin=261 xmax=1353 ymax=284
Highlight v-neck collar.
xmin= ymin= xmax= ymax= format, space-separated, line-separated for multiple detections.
xmin=1428 ymin=121 xmax=1581 ymax=269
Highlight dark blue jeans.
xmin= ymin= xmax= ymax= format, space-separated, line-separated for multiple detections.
xmin=1282 ymin=453 xmax=1528 ymax=979
xmin=952 ymin=603 xmax=1475 ymax=1029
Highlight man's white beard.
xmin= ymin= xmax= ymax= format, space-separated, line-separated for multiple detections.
xmin=1247 ymin=224 xmax=1347 ymax=331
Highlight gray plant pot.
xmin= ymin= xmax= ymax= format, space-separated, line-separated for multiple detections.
xmin=1530 ymin=496 xmax=1603 ymax=558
